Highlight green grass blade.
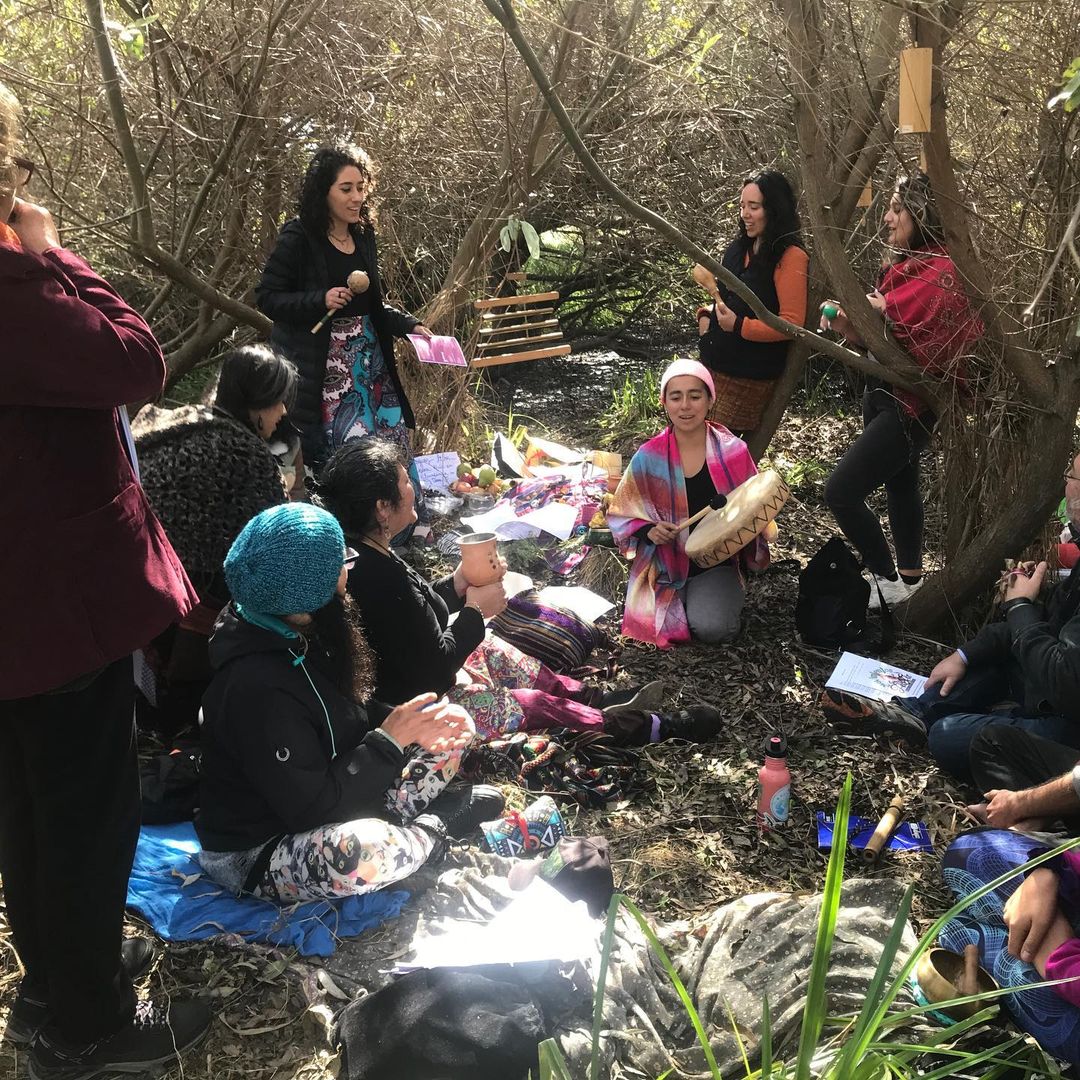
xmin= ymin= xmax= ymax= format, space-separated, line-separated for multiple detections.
xmin=723 ymin=995 xmax=753 ymax=1077
xmin=796 ymin=773 xmax=853 ymax=1079
xmin=840 ymin=836 xmax=1080 ymax=1064
xmin=537 ymin=1037 xmax=574 ymax=1079
xmin=829 ymin=884 xmax=914 ymax=1075
xmin=589 ymin=892 xmax=622 ymax=1080
xmin=618 ymin=894 xmax=723 ymax=1077
xmin=760 ymin=995 xmax=773 ymax=1079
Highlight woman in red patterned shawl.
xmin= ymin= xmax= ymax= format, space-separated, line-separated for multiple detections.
xmin=820 ymin=172 xmax=982 ymax=609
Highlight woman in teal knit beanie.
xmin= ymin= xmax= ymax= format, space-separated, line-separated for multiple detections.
xmin=196 ymin=503 xmax=504 ymax=902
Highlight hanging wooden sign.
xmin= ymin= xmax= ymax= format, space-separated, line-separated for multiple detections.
xmin=857 ymin=179 xmax=873 ymax=208
xmin=898 ymin=47 xmax=933 ymax=134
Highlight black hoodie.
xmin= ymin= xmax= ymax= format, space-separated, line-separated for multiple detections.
xmin=195 ymin=605 xmax=403 ymax=855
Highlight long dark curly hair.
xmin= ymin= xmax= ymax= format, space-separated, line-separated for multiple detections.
xmin=317 ymin=437 xmax=406 ymax=537
xmin=894 ymin=171 xmax=945 ymax=253
xmin=297 ymin=145 xmax=379 ymax=237
xmin=735 ymin=169 xmax=804 ymax=270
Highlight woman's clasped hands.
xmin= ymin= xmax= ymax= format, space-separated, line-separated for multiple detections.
xmin=380 ymin=693 xmax=475 ymax=754
xmin=647 ymin=521 xmax=681 ymax=546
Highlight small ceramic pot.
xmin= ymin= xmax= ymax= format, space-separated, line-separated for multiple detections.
xmin=459 ymin=532 xmax=501 ymax=586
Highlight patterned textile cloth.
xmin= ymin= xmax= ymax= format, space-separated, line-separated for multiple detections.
xmin=323 ymin=314 xmax=424 ymax=507
xmin=942 ymin=829 xmax=1080 ymax=1067
xmin=255 ymin=743 xmax=468 ymax=904
xmin=708 ymin=372 xmax=776 ymax=432
xmin=446 ymin=635 xmax=543 ymax=741
xmin=877 ymin=246 xmax=983 ymax=417
xmin=607 ymin=422 xmax=764 ymax=648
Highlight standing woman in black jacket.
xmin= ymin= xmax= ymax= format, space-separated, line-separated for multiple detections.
xmin=255 ymin=145 xmax=433 ymax=493
xmin=695 ymin=170 xmax=808 ymax=438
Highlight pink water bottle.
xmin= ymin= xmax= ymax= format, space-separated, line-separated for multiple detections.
xmin=757 ymin=734 xmax=791 ymax=829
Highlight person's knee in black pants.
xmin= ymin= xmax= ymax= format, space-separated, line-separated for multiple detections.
xmin=969 ymin=726 xmax=1080 ymax=835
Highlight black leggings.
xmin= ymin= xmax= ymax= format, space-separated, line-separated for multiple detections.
xmin=824 ymin=387 xmax=934 ymax=576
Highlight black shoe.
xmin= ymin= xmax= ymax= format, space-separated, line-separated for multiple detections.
xmin=5 ymin=938 xmax=157 ymax=1047
xmin=821 ymin=688 xmax=927 ymax=743
xmin=865 ymin=697 xmax=928 ymax=744
xmin=27 ymin=998 xmax=211 ymax=1080
xmin=657 ymin=705 xmax=723 ymax=742
xmin=601 ymin=680 xmax=664 ymax=715
xmin=425 ymin=783 xmax=506 ymax=838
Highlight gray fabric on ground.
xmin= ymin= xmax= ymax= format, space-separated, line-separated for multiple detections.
xmin=326 ymin=865 xmax=917 ymax=1078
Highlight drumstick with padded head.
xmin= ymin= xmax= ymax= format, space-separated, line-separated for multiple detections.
xmin=675 ymin=492 xmax=727 ymax=532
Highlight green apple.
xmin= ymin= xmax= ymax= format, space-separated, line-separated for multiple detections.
xmin=456 ymin=461 xmax=473 ymax=479
xmin=477 ymin=465 xmax=496 ymax=487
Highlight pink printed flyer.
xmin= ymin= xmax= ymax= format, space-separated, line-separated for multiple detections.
xmin=408 ymin=334 xmax=468 ymax=367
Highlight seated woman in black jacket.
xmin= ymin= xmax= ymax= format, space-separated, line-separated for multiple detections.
xmin=317 ymin=438 xmax=722 ymax=745
xmin=196 ymin=503 xmax=502 ymax=902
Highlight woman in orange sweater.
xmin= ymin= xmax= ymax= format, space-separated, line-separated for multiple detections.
xmin=696 ymin=170 xmax=809 ymax=436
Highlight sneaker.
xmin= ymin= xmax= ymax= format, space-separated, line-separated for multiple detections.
xmin=5 ymin=938 xmax=157 ymax=1047
xmin=424 ymin=783 xmax=506 ymax=839
xmin=866 ymin=574 xmax=912 ymax=611
xmin=27 ymin=998 xmax=211 ymax=1080
xmin=601 ymin=680 xmax=664 ymax=717
xmin=820 ymin=688 xmax=927 ymax=743
xmin=657 ymin=705 xmax=723 ymax=742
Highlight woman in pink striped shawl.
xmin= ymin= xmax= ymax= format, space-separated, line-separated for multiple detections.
xmin=608 ymin=360 xmax=770 ymax=648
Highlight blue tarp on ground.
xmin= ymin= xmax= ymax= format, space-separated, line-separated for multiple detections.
xmin=126 ymin=823 xmax=409 ymax=957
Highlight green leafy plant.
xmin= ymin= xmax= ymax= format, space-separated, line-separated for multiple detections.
xmin=1049 ymin=57 xmax=1080 ymax=113
xmin=539 ymin=774 xmax=1079 ymax=1078
xmin=500 ymin=214 xmax=542 ymax=262
xmin=596 ymin=368 xmax=662 ymax=449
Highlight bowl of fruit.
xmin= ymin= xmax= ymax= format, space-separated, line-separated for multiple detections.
xmin=450 ymin=462 xmax=506 ymax=500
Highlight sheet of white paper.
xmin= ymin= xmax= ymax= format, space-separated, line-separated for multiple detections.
xmin=459 ymin=502 xmax=518 ymax=533
xmin=526 ymin=435 xmax=583 ymax=465
xmin=491 ymin=432 xmax=526 ymax=478
xmin=825 ymin=651 xmax=927 ymax=702
xmin=501 ymin=571 xmax=534 ymax=599
xmin=460 ymin=500 xmax=578 ymax=540
xmin=413 ymin=451 xmax=461 ymax=494
xmin=517 ymin=502 xmax=578 ymax=540
xmin=525 ymin=463 xmax=582 ymax=481
xmin=395 ymin=878 xmax=599 ymax=972
xmin=536 ymin=585 xmax=615 ymax=622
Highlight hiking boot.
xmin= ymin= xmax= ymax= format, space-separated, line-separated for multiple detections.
xmin=601 ymin=680 xmax=664 ymax=716
xmin=820 ymin=688 xmax=927 ymax=744
xmin=27 ymin=997 xmax=211 ymax=1080
xmin=424 ymin=783 xmax=506 ymax=839
xmin=657 ymin=705 xmax=723 ymax=742
xmin=5 ymin=938 xmax=157 ymax=1047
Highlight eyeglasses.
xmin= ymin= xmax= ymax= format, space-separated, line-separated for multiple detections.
xmin=1065 ymin=472 xmax=1080 ymax=483
xmin=343 ymin=546 xmax=359 ymax=571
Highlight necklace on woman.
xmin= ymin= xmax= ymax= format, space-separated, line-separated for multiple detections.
xmin=327 ymin=230 xmax=353 ymax=251
xmin=360 ymin=532 xmax=392 ymax=556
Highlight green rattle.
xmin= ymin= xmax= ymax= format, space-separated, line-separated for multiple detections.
xmin=822 ymin=303 xmax=839 ymax=321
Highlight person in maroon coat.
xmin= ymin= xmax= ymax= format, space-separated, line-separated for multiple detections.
xmin=0 ymin=82 xmax=210 ymax=1079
